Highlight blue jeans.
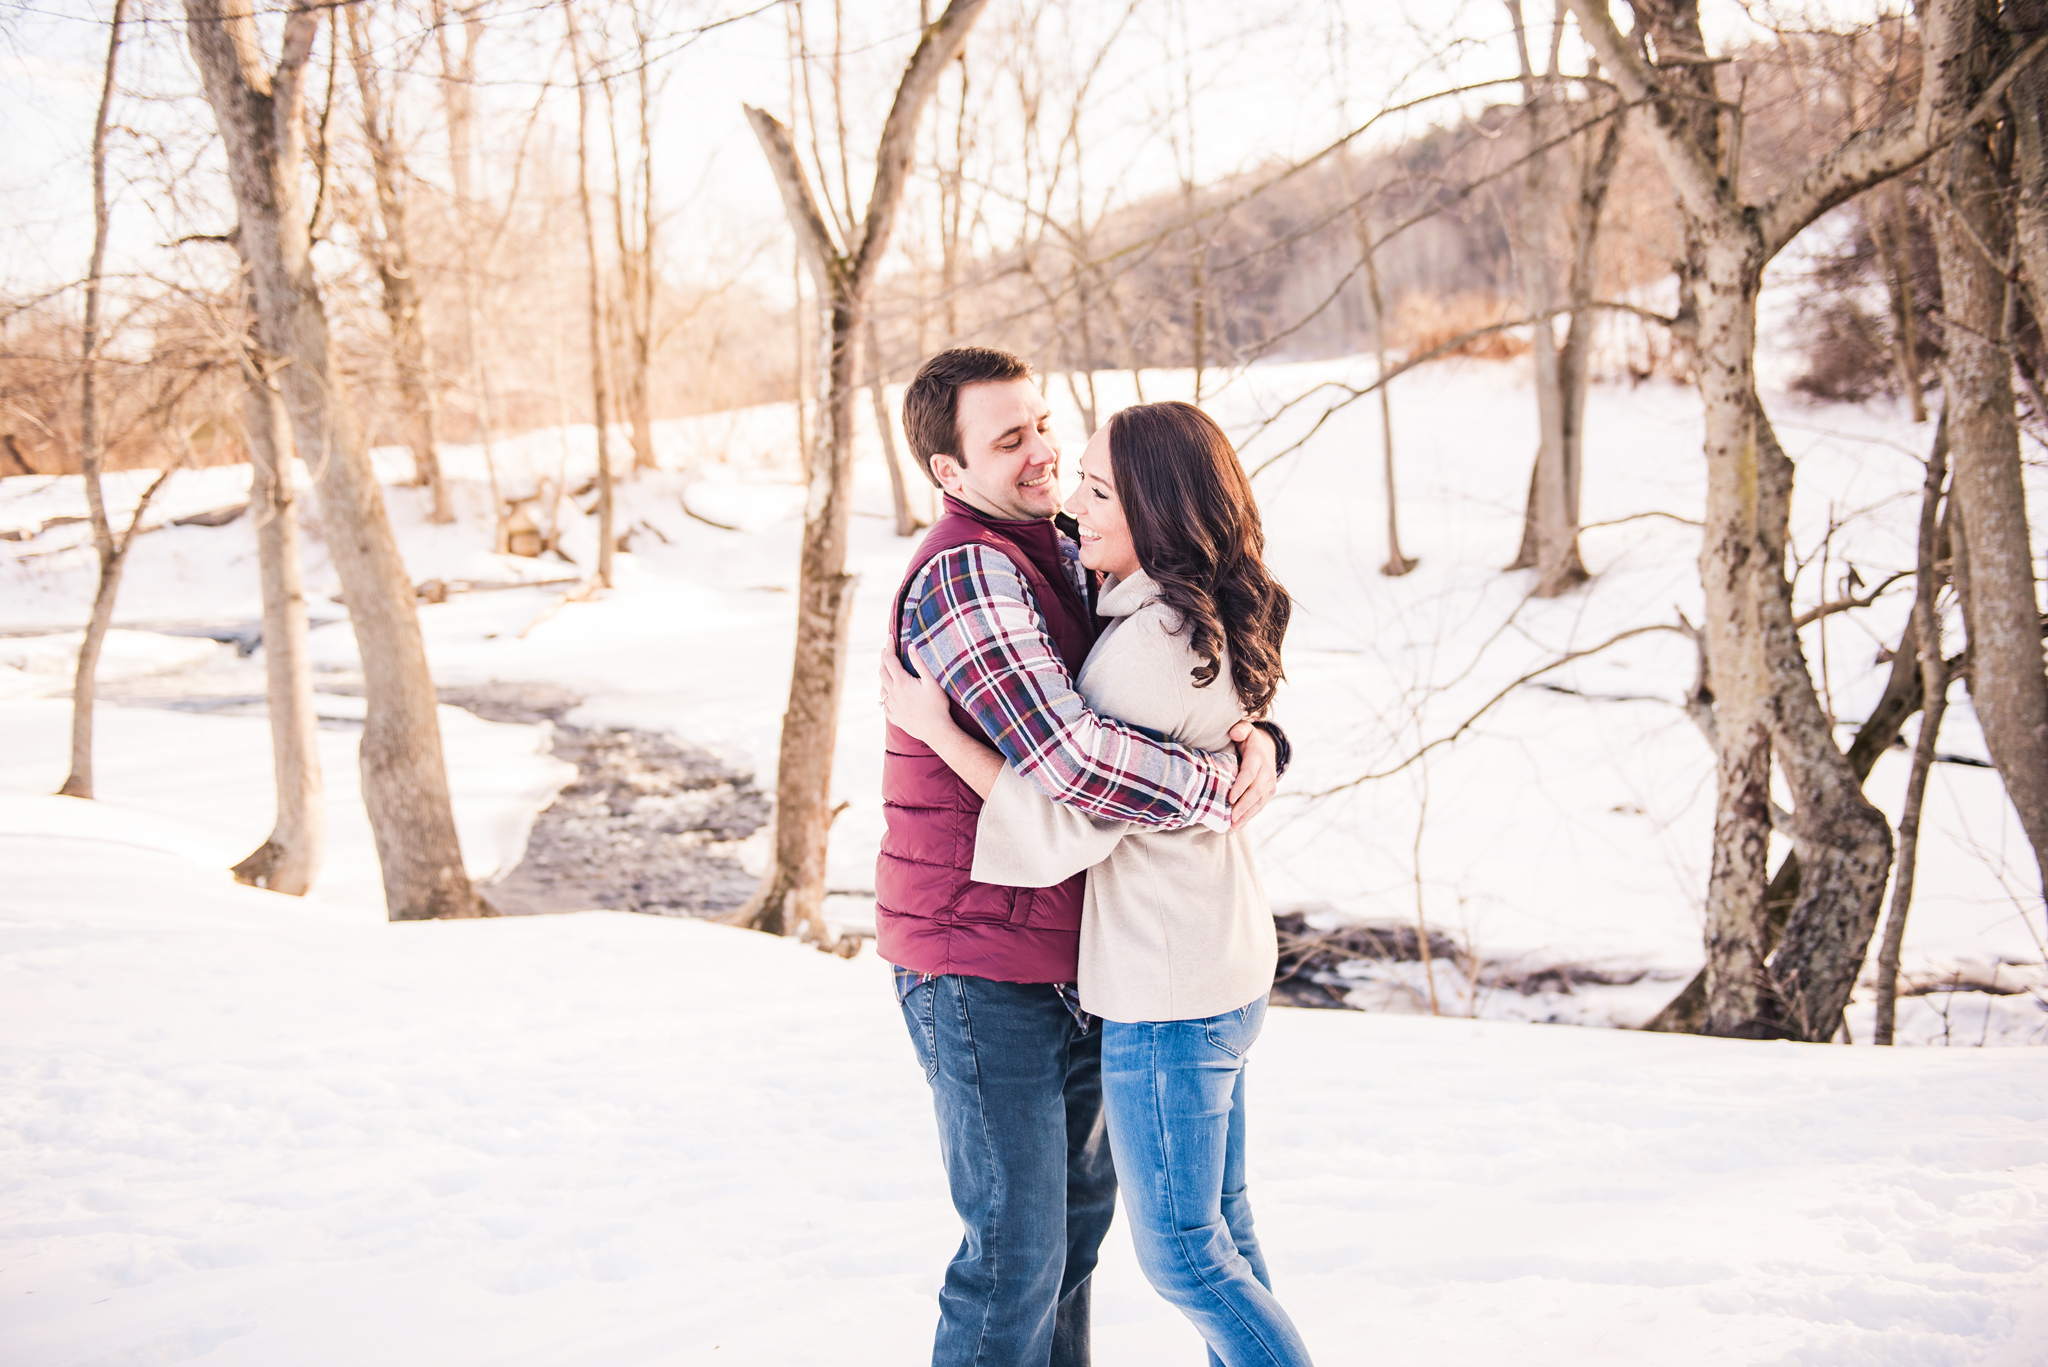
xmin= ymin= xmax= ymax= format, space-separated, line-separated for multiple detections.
xmin=1101 ymin=995 xmax=1313 ymax=1367
xmin=899 ymin=974 xmax=1118 ymax=1367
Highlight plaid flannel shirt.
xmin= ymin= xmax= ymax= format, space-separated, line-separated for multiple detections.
xmin=900 ymin=540 xmax=1236 ymax=834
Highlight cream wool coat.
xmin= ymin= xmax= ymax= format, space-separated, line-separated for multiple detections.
xmin=969 ymin=569 xmax=1277 ymax=1023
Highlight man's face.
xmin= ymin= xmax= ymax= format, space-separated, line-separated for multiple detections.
xmin=929 ymin=378 xmax=1062 ymax=521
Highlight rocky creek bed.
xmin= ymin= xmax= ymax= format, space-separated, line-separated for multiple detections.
xmin=93 ymin=661 xmax=771 ymax=920
xmin=434 ymin=682 xmax=771 ymax=918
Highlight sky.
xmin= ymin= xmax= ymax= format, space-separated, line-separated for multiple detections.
xmin=0 ymin=1 xmax=1876 ymax=311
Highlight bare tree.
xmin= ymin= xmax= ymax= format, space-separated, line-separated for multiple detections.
xmin=867 ymin=317 xmax=924 ymax=536
xmin=728 ymin=0 xmax=992 ymax=944
xmin=229 ymin=312 xmax=324 ymax=895
xmin=1868 ymin=176 xmax=1928 ymax=422
xmin=1873 ymin=418 xmax=1952 ymax=1044
xmin=344 ymin=1 xmax=452 ymax=524
xmin=1928 ymin=1 xmax=2048 ymax=913
xmin=566 ymin=0 xmax=616 ymax=589
xmin=1363 ymin=218 xmax=1417 ymax=578
xmin=1504 ymin=0 xmax=1626 ymax=596
xmin=1566 ymin=0 xmax=2024 ymax=1039
xmin=606 ymin=6 xmax=661 ymax=476
xmin=431 ymin=0 xmax=511 ymax=550
xmin=58 ymin=0 xmax=137 ymax=802
xmin=184 ymin=0 xmax=485 ymax=921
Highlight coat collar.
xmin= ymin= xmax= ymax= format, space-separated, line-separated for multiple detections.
xmin=1095 ymin=568 xmax=1160 ymax=619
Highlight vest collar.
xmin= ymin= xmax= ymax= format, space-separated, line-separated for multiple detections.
xmin=940 ymin=495 xmax=1074 ymax=593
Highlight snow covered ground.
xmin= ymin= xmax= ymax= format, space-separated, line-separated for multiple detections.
xmin=4 ymin=356 xmax=2048 ymax=1362
xmin=6 ymin=807 xmax=2048 ymax=1366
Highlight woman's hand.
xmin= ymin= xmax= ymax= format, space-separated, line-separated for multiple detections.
xmin=880 ymin=645 xmax=958 ymax=745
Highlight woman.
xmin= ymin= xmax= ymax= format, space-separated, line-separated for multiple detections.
xmin=880 ymin=400 xmax=1313 ymax=1367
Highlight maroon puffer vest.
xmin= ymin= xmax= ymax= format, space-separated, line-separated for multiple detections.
xmin=875 ymin=497 xmax=1098 ymax=982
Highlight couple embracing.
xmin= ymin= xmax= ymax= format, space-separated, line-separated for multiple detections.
xmin=876 ymin=346 xmax=1315 ymax=1367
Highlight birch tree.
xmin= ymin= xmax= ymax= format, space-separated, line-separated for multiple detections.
xmin=58 ymin=0 xmax=137 ymax=802
xmin=606 ymin=6 xmax=661 ymax=476
xmin=566 ymin=0 xmax=616 ymax=589
xmin=1504 ymin=0 xmax=1626 ymax=596
xmin=344 ymin=0 xmax=452 ymax=524
xmin=1929 ymin=0 xmax=2048 ymax=911
xmin=1565 ymin=0 xmax=2026 ymax=1039
xmin=184 ymin=0 xmax=485 ymax=921
xmin=228 ymin=314 xmax=324 ymax=895
xmin=729 ymin=0 xmax=992 ymax=943
xmin=431 ymin=0 xmax=508 ymax=549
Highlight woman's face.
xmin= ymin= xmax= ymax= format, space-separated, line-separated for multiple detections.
xmin=1066 ymin=427 xmax=1142 ymax=580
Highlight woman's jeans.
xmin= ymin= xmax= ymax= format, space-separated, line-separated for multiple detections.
xmin=1100 ymin=995 xmax=1314 ymax=1367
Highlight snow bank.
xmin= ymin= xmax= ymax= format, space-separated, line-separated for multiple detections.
xmin=4 ymin=826 xmax=2045 ymax=1366
xmin=0 ymin=697 xmax=574 ymax=914
xmin=0 ymin=630 xmax=227 ymax=699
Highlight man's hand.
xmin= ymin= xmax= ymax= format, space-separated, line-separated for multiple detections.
xmin=1227 ymin=720 xmax=1277 ymax=830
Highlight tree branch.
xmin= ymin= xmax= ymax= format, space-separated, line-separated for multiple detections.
xmin=1245 ymin=300 xmax=1672 ymax=479
xmin=1758 ymin=31 xmax=2048 ymax=258
xmin=1581 ymin=510 xmax=1705 ymax=531
xmin=1563 ymin=0 xmax=1730 ymax=226
xmin=1307 ymin=624 xmax=1693 ymax=798
xmin=850 ymin=0 xmax=991 ymax=291
xmin=742 ymin=104 xmax=844 ymax=297
xmin=1792 ymin=570 xmax=1913 ymax=629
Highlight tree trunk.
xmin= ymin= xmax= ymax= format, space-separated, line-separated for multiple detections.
xmin=230 ymin=348 xmax=324 ymax=894
xmin=602 ymin=25 xmax=660 ymax=479
xmin=57 ymin=0 xmax=131 ymax=802
xmin=2010 ymin=0 xmax=2048 ymax=331
xmin=867 ymin=318 xmax=923 ymax=537
xmin=1932 ymin=107 xmax=2048 ymax=912
xmin=1753 ymin=407 xmax=1897 ymax=1040
xmin=1363 ymin=230 xmax=1416 ymax=577
xmin=567 ymin=0 xmax=615 ymax=589
xmin=1643 ymin=426 xmax=1947 ymax=1035
xmin=59 ymin=473 xmax=168 ymax=800
xmin=1569 ymin=0 xmax=2000 ymax=1039
xmin=1874 ymin=419 xmax=1953 ymax=1044
xmin=728 ymin=0 xmax=991 ymax=945
xmin=750 ymin=306 xmax=862 ymax=943
xmin=1505 ymin=2 xmax=1590 ymax=596
xmin=432 ymin=0 xmax=506 ymax=550
xmin=344 ymin=3 xmax=449 ymax=524
xmin=185 ymin=0 xmax=483 ymax=921
xmin=630 ymin=25 xmax=659 ymax=475
xmin=1689 ymin=228 xmax=1783 ymax=1037
xmin=1870 ymin=180 xmax=1929 ymax=423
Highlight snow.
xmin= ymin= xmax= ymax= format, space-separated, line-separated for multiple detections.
xmin=0 ymin=698 xmax=575 ymax=915
xmin=5 ymin=819 xmax=2047 ymax=1365
xmin=0 ymin=631 xmax=228 ymax=700
xmin=4 ymin=356 xmax=2048 ymax=1362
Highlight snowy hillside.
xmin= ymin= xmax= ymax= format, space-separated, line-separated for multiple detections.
xmin=4 ymin=355 xmax=2048 ymax=1362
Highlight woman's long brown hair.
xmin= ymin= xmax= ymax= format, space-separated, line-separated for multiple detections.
xmin=1105 ymin=401 xmax=1290 ymax=716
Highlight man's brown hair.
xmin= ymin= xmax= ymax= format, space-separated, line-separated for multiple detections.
xmin=900 ymin=346 xmax=1034 ymax=487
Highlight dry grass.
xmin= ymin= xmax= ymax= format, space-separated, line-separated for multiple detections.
xmin=1388 ymin=290 xmax=1531 ymax=361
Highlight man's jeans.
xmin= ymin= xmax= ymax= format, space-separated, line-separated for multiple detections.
xmin=1100 ymin=994 xmax=1314 ymax=1367
xmin=899 ymin=974 xmax=1117 ymax=1367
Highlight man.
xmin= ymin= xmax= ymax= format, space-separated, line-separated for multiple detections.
xmin=877 ymin=346 xmax=1284 ymax=1367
